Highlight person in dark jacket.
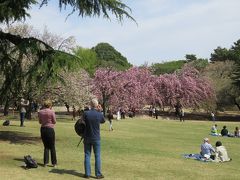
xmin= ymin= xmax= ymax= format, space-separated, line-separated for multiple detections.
xmin=221 ymin=125 xmax=229 ymax=136
xmin=83 ymin=98 xmax=105 ymax=179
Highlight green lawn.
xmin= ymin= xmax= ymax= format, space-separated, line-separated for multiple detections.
xmin=0 ymin=116 xmax=240 ymax=180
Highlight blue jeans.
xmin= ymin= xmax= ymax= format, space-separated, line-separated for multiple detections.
xmin=84 ymin=140 xmax=102 ymax=177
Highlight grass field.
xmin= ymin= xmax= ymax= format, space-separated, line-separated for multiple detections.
xmin=0 ymin=115 xmax=240 ymax=180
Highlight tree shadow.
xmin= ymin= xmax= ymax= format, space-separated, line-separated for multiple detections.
xmin=0 ymin=131 xmax=41 ymax=144
xmin=9 ymin=125 xmax=22 ymax=127
xmin=49 ymin=168 xmax=88 ymax=178
xmin=159 ymin=111 xmax=240 ymax=122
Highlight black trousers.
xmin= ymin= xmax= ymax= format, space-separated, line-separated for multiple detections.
xmin=41 ymin=127 xmax=57 ymax=165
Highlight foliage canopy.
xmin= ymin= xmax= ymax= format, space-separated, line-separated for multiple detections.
xmin=0 ymin=0 xmax=135 ymax=24
xmin=92 ymin=42 xmax=132 ymax=71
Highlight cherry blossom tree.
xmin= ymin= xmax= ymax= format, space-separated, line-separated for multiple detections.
xmin=93 ymin=67 xmax=157 ymax=113
xmin=111 ymin=67 xmax=153 ymax=110
xmin=93 ymin=66 xmax=215 ymax=116
xmin=38 ymin=69 xmax=93 ymax=109
xmin=92 ymin=68 xmax=122 ymax=114
xmin=177 ymin=65 xmax=215 ymax=108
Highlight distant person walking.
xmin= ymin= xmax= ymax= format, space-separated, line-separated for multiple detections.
xmin=83 ymin=98 xmax=105 ymax=179
xmin=154 ymin=107 xmax=158 ymax=119
xmin=19 ymin=98 xmax=29 ymax=127
xmin=149 ymin=106 xmax=153 ymax=117
xmin=72 ymin=105 xmax=76 ymax=121
xmin=179 ymin=108 xmax=184 ymax=122
xmin=107 ymin=109 xmax=114 ymax=131
xmin=117 ymin=109 xmax=121 ymax=120
xmin=38 ymin=100 xmax=57 ymax=167
xmin=64 ymin=102 xmax=70 ymax=113
xmin=211 ymin=111 xmax=215 ymax=122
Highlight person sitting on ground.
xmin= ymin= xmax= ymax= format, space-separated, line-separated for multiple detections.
xmin=211 ymin=124 xmax=219 ymax=136
xmin=234 ymin=127 xmax=240 ymax=137
xmin=214 ymin=141 xmax=231 ymax=162
xmin=200 ymin=138 xmax=215 ymax=159
xmin=221 ymin=126 xmax=229 ymax=136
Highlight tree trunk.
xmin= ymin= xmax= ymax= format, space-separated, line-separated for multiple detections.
xmin=102 ymin=93 xmax=106 ymax=117
xmin=3 ymin=99 xmax=9 ymax=116
xmin=25 ymin=102 xmax=32 ymax=120
xmin=233 ymin=98 xmax=240 ymax=110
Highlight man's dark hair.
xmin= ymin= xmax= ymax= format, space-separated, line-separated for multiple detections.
xmin=216 ymin=141 xmax=222 ymax=147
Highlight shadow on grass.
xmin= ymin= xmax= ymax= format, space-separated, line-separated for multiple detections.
xmin=14 ymin=158 xmax=24 ymax=162
xmin=49 ymin=169 xmax=87 ymax=178
xmin=14 ymin=158 xmax=46 ymax=169
xmin=9 ymin=124 xmax=22 ymax=127
xmin=0 ymin=131 xmax=41 ymax=144
xmin=159 ymin=111 xmax=240 ymax=122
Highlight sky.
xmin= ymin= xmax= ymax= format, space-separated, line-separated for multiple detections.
xmin=18 ymin=0 xmax=240 ymax=65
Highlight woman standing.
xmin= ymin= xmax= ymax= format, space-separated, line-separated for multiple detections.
xmin=38 ymin=100 xmax=57 ymax=167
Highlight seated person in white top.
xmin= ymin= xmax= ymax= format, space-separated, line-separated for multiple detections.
xmin=214 ymin=141 xmax=231 ymax=162
xmin=200 ymin=138 xmax=215 ymax=159
xmin=234 ymin=127 xmax=240 ymax=137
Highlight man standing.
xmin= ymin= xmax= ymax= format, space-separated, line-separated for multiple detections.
xmin=83 ymin=98 xmax=105 ymax=179
xmin=211 ymin=111 xmax=215 ymax=122
xmin=19 ymin=98 xmax=29 ymax=127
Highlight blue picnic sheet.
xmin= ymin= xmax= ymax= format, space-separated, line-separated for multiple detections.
xmin=183 ymin=154 xmax=213 ymax=162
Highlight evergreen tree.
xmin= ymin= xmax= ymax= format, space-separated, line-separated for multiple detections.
xmin=0 ymin=0 xmax=134 ymax=114
xmin=92 ymin=42 xmax=132 ymax=71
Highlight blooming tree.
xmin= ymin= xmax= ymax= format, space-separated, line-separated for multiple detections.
xmin=92 ymin=68 xmax=122 ymax=114
xmin=93 ymin=66 xmax=215 ymax=115
xmin=39 ymin=69 xmax=93 ymax=109
xmin=177 ymin=65 xmax=215 ymax=108
xmin=93 ymin=67 xmax=157 ymax=113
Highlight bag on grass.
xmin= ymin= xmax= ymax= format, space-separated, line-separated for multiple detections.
xmin=3 ymin=120 xmax=10 ymax=126
xmin=24 ymin=155 xmax=38 ymax=168
xmin=74 ymin=115 xmax=86 ymax=146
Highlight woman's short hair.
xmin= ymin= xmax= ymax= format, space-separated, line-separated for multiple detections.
xmin=43 ymin=100 xmax=52 ymax=108
xmin=216 ymin=141 xmax=222 ymax=147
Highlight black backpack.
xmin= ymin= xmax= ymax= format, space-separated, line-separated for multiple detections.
xmin=24 ymin=155 xmax=38 ymax=169
xmin=74 ymin=116 xmax=86 ymax=146
xmin=3 ymin=120 xmax=10 ymax=126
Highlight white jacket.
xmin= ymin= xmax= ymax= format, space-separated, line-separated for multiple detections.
xmin=215 ymin=146 xmax=231 ymax=162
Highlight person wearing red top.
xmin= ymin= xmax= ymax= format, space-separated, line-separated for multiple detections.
xmin=38 ymin=100 xmax=57 ymax=167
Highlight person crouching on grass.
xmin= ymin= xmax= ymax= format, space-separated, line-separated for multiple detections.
xmin=38 ymin=100 xmax=57 ymax=167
